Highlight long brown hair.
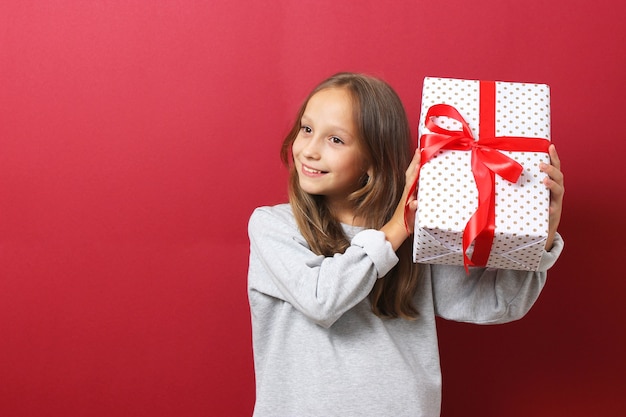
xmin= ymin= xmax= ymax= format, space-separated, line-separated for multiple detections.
xmin=280 ymin=72 xmax=419 ymax=319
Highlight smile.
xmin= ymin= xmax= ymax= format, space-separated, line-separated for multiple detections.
xmin=301 ymin=164 xmax=327 ymax=176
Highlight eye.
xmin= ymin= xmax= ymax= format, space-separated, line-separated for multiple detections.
xmin=300 ymin=125 xmax=312 ymax=134
xmin=330 ymin=136 xmax=344 ymax=145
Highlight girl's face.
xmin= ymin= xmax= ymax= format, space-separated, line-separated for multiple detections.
xmin=292 ymin=87 xmax=371 ymax=214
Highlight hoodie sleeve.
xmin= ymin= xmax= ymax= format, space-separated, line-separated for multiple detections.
xmin=247 ymin=206 xmax=398 ymax=328
xmin=431 ymin=233 xmax=564 ymax=324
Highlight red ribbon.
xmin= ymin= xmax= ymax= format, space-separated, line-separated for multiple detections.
xmin=407 ymin=80 xmax=550 ymax=270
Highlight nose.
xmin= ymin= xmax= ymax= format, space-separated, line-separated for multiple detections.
xmin=301 ymin=136 xmax=321 ymax=159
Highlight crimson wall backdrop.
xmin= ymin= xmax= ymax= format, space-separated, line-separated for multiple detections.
xmin=1 ymin=1 xmax=624 ymax=416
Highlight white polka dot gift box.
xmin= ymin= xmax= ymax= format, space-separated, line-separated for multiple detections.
xmin=413 ymin=77 xmax=551 ymax=271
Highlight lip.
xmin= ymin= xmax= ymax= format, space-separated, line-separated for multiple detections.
xmin=300 ymin=163 xmax=327 ymax=177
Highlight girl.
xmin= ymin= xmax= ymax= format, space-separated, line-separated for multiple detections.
xmin=247 ymin=72 xmax=564 ymax=417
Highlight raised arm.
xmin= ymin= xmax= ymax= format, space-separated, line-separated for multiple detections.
xmin=431 ymin=233 xmax=563 ymax=324
xmin=248 ymin=206 xmax=399 ymax=328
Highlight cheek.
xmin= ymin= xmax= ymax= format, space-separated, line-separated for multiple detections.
xmin=291 ymin=137 xmax=303 ymax=157
xmin=337 ymin=157 xmax=363 ymax=180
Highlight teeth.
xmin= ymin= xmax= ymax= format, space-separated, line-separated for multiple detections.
xmin=303 ymin=166 xmax=323 ymax=174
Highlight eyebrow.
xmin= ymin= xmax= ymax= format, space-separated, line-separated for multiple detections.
xmin=300 ymin=115 xmax=355 ymax=139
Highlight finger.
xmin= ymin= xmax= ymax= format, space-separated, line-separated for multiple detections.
xmin=540 ymin=146 xmax=564 ymax=186
xmin=548 ymin=144 xmax=561 ymax=170
xmin=541 ymin=164 xmax=564 ymax=187
xmin=407 ymin=148 xmax=421 ymax=174
xmin=545 ymin=177 xmax=565 ymax=200
xmin=404 ymin=149 xmax=421 ymax=192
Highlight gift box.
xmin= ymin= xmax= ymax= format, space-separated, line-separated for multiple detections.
xmin=413 ymin=77 xmax=551 ymax=271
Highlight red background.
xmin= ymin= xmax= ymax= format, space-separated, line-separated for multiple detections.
xmin=1 ymin=1 xmax=625 ymax=416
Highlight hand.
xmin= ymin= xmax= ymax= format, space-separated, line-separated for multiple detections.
xmin=402 ymin=148 xmax=421 ymax=234
xmin=540 ymin=144 xmax=564 ymax=250
xmin=381 ymin=148 xmax=421 ymax=250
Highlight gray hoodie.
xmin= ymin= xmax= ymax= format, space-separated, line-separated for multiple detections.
xmin=247 ymin=204 xmax=563 ymax=417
